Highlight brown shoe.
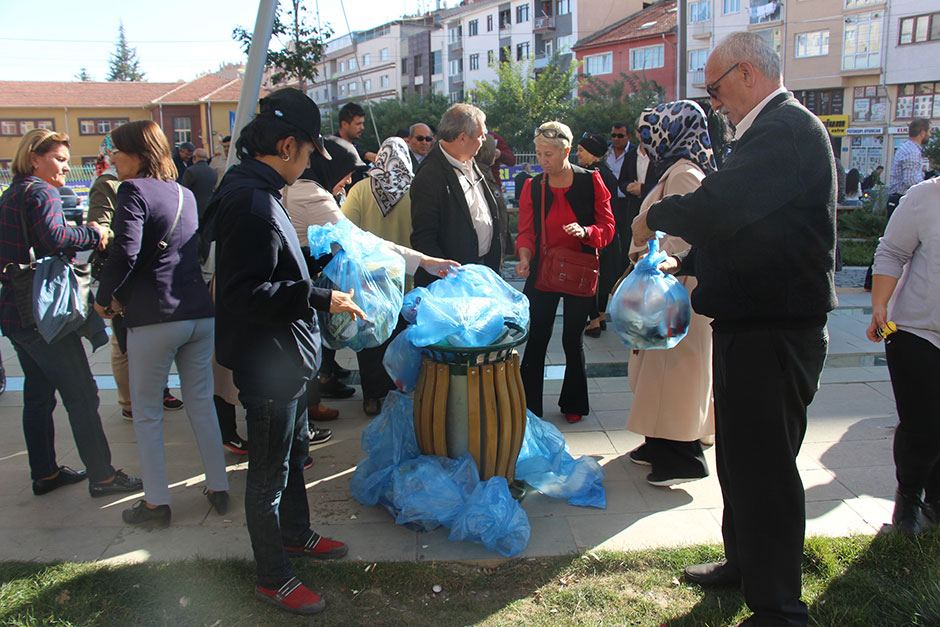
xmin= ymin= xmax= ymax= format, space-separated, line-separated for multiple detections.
xmin=684 ymin=560 xmax=741 ymax=587
xmin=363 ymin=398 xmax=383 ymax=416
xmin=308 ymin=404 xmax=340 ymax=421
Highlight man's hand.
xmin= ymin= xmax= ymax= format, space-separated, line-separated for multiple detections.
xmin=330 ymin=289 xmax=366 ymax=320
xmin=626 ymin=181 xmax=642 ymax=196
xmin=657 ymin=256 xmax=680 ymax=275
xmin=89 ymin=221 xmax=110 ymax=250
xmin=632 ymin=211 xmax=655 ymax=246
xmin=419 ymin=256 xmax=460 ymax=278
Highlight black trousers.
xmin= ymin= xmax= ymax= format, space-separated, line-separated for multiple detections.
xmin=609 ymin=196 xmax=635 ymax=273
xmin=713 ymin=323 xmax=828 ymax=627
xmin=356 ymin=315 xmax=408 ymax=401
xmin=885 ymin=330 xmax=940 ymax=502
xmin=520 ymin=284 xmax=594 ymax=417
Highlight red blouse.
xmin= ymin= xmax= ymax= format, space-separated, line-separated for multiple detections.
xmin=515 ymin=169 xmax=615 ymax=256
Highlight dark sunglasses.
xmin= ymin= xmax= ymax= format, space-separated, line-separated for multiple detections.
xmin=535 ymin=127 xmax=571 ymax=142
xmin=611 ymin=132 xmax=627 ymax=139
xmin=706 ymin=62 xmax=739 ymax=98
xmin=413 ymin=135 xmax=434 ymax=142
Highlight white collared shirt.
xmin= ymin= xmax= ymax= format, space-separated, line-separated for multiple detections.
xmin=733 ymin=87 xmax=788 ymax=139
xmin=606 ymin=146 xmax=628 ymax=197
xmin=636 ymin=150 xmax=650 ymax=186
xmin=441 ymin=146 xmax=493 ymax=256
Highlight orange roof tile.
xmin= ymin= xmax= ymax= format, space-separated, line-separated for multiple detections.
xmin=0 ymin=81 xmax=178 ymax=108
xmin=573 ymin=0 xmax=677 ymax=49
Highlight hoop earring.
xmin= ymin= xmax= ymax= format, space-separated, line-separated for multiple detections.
xmin=281 ymin=154 xmax=291 ymax=162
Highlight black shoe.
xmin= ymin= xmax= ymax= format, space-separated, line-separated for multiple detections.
xmin=32 ymin=466 xmax=87 ymax=496
xmin=89 ymin=469 xmax=143 ymax=497
xmin=122 ymin=499 xmax=171 ymax=528
xmin=309 ymin=427 xmax=333 ymax=446
xmin=334 ymin=364 xmax=352 ymax=379
xmin=204 ymin=488 xmax=229 ymax=515
xmin=319 ymin=376 xmax=355 ymax=399
xmin=223 ymin=436 xmax=249 ymax=455
xmin=163 ymin=388 xmax=184 ymax=410
xmin=0 ymin=365 xmax=6 ymax=396
xmin=684 ymin=560 xmax=741 ymax=587
xmin=584 ymin=325 xmax=602 ymax=338
xmin=363 ymin=398 xmax=382 ymax=417
xmin=304 ymin=456 xmax=314 ymax=471
xmin=892 ymin=490 xmax=923 ymax=535
xmin=646 ymin=470 xmax=708 ymax=487
xmin=628 ymin=445 xmax=652 ymax=466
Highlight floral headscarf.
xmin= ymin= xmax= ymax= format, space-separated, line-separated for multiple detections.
xmin=369 ymin=136 xmax=413 ymax=217
xmin=636 ymin=100 xmax=716 ymax=174
xmin=95 ymin=134 xmax=117 ymax=178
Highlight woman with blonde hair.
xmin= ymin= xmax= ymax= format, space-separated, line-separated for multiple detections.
xmin=515 ymin=121 xmax=616 ymax=424
xmin=94 ymin=120 xmax=228 ymax=527
xmin=0 ymin=128 xmax=142 ymax=497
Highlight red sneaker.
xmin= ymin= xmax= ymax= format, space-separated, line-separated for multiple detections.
xmin=565 ymin=413 xmax=582 ymax=424
xmin=284 ymin=533 xmax=348 ymax=559
xmin=254 ymin=577 xmax=325 ymax=615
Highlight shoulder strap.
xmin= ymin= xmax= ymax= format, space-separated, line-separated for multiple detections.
xmin=157 ymin=183 xmax=184 ymax=251
xmin=539 ymin=174 xmax=548 ymax=256
xmin=17 ymin=182 xmax=37 ymax=264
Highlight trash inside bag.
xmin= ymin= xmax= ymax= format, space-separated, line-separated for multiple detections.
xmin=516 ymin=410 xmax=607 ymax=508
xmin=449 ymin=477 xmax=531 ymax=557
xmin=391 ymin=454 xmax=479 ymax=531
xmin=382 ymin=328 xmax=423 ymax=393
xmin=609 ymin=235 xmax=691 ymax=351
xmin=307 ymin=219 xmax=406 ymax=351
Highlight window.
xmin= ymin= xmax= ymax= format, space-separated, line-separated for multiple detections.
xmin=380 ymin=48 xmax=389 ymax=61
xmin=844 ymin=0 xmax=883 ymax=8
xmin=585 ymin=52 xmax=613 ymax=75
xmin=339 ymin=84 xmax=346 ymax=95
xmin=414 ymin=55 xmax=423 ymax=73
xmin=402 ymin=58 xmax=408 ymax=74
xmin=470 ymin=53 xmax=480 ymax=70
xmin=339 ymin=60 xmax=345 ymax=73
xmin=349 ymin=81 xmax=357 ymax=92
xmin=795 ymin=30 xmax=830 ymax=58
xmin=631 ymin=44 xmax=664 ymax=70
xmin=544 ymin=40 xmax=553 ymax=57
xmin=517 ymin=4 xmax=529 ymax=23
xmin=364 ymin=78 xmax=372 ymax=91
xmin=488 ymin=49 xmax=496 ymax=65
xmin=1 ymin=118 xmax=55 ymax=136
xmin=487 ymin=15 xmax=494 ymax=31
xmin=469 ymin=19 xmax=478 ymax=36
xmin=449 ymin=58 xmax=463 ymax=76
xmin=896 ymin=83 xmax=940 ymax=119
xmin=793 ymin=89 xmax=844 ymax=115
xmin=556 ymin=35 xmax=573 ymax=53
xmin=899 ymin=13 xmax=940 ymax=45
xmin=172 ymin=117 xmax=191 ymax=145
xmin=499 ymin=9 xmax=511 ymax=29
xmin=748 ymin=0 xmax=780 ymax=25
xmin=843 ymin=11 xmax=882 ymax=71
xmin=689 ymin=0 xmax=711 ymax=23
xmin=755 ymin=26 xmax=782 ymax=57
xmin=37 ymin=120 xmax=54 ymax=130
xmin=1 ymin=121 xmax=18 ymax=135
xmin=557 ymin=0 xmax=571 ymax=15
xmin=689 ymin=49 xmax=709 ymax=71
xmin=517 ymin=42 xmax=530 ymax=60
xmin=449 ymin=26 xmax=461 ymax=43
xmin=76 ymin=118 xmax=127 ymax=136
xmin=380 ymin=75 xmax=390 ymax=88
xmin=363 ymin=53 xmax=371 ymax=66
xmin=18 ymin=121 xmax=35 ymax=134
xmin=500 ymin=47 xmax=509 ymax=63
xmin=431 ymin=51 xmax=442 ymax=74
xmin=723 ymin=0 xmax=740 ymax=14
xmin=349 ymin=57 xmax=357 ymax=70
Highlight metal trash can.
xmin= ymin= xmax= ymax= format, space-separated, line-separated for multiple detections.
xmin=413 ymin=323 xmax=527 ymax=481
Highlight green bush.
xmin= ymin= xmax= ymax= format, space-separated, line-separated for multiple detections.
xmin=838 ymin=208 xmax=888 ymax=238
xmin=839 ymin=238 xmax=878 ymax=266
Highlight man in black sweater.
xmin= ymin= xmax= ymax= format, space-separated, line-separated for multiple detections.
xmin=634 ymin=32 xmax=836 ymax=627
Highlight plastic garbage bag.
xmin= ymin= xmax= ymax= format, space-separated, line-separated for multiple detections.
xmin=408 ymin=295 xmax=505 ymax=348
xmin=307 ymin=219 xmax=406 ymax=351
xmin=33 ymin=255 xmax=90 ymax=344
xmin=609 ymin=235 xmax=691 ymax=351
xmin=391 ymin=453 xmax=479 ymax=531
xmin=425 ymin=264 xmax=529 ymax=331
xmin=350 ymin=391 xmax=420 ymax=510
xmin=516 ymin=411 xmax=607 ymax=508
xmin=401 ymin=287 xmax=431 ymax=324
xmin=383 ymin=328 xmax=424 ymax=393
xmin=449 ymin=477 xmax=531 ymax=557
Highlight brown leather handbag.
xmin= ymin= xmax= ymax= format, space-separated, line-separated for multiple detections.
xmin=533 ymin=175 xmax=599 ymax=297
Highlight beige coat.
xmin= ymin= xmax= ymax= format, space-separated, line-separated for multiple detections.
xmin=626 ymin=159 xmax=715 ymax=441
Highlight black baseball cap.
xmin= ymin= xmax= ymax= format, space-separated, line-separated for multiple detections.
xmin=258 ymin=88 xmax=331 ymax=160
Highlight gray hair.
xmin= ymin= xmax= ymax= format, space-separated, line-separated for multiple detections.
xmin=711 ymin=31 xmax=781 ymax=81
xmin=437 ymin=103 xmax=486 ymax=142
xmin=408 ymin=122 xmax=431 ymax=136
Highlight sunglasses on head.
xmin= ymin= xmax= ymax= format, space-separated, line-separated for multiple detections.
xmin=535 ymin=127 xmax=571 ymax=142
xmin=413 ymin=135 xmax=434 ymax=142
xmin=611 ymin=132 xmax=627 ymax=139
xmin=706 ymin=62 xmax=740 ymax=98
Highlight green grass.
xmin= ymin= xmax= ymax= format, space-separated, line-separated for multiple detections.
xmin=2 ymin=532 xmax=939 ymax=626
xmin=839 ymin=239 xmax=879 ymax=267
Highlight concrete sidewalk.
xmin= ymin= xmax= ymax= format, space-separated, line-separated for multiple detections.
xmin=0 ymin=289 xmax=897 ymax=565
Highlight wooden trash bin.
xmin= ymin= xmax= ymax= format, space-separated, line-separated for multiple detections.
xmin=412 ymin=323 xmax=527 ymax=481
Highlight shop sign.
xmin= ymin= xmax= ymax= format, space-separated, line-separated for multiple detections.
xmin=819 ymin=114 xmax=849 ymax=136
xmin=888 ymin=126 xmax=909 ymax=135
xmin=845 ymin=127 xmax=883 ymax=136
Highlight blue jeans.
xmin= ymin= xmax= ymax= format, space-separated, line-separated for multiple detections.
xmin=8 ymin=326 xmax=114 ymax=482
xmin=241 ymin=391 xmax=312 ymax=589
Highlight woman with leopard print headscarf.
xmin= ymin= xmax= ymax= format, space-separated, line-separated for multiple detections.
xmin=624 ymin=100 xmax=718 ymax=487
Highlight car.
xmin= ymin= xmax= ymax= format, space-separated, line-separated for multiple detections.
xmin=57 ymin=186 xmax=84 ymax=225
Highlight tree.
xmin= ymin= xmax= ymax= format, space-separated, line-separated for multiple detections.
xmin=331 ymin=93 xmax=452 ymax=153
xmin=567 ymin=72 xmax=665 ymax=144
xmin=233 ymin=0 xmax=332 ymax=91
xmin=470 ymin=50 xmax=579 ymax=152
xmin=107 ymin=23 xmax=146 ymax=82
xmin=74 ymin=67 xmax=93 ymax=82
xmin=924 ymin=127 xmax=940 ymax=170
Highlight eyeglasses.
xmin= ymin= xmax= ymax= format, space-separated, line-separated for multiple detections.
xmin=706 ymin=62 xmax=740 ymax=99
xmin=535 ymin=127 xmax=571 ymax=142
xmin=611 ymin=132 xmax=627 ymax=139
xmin=413 ymin=135 xmax=434 ymax=142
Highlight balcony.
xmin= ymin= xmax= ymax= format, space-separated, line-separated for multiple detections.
xmin=534 ymin=16 xmax=556 ymax=32
xmin=691 ymin=69 xmax=706 ymax=85
xmin=688 ymin=19 xmax=712 ymax=39
xmin=748 ymin=0 xmax=781 ymax=25
xmin=534 ymin=52 xmax=550 ymax=69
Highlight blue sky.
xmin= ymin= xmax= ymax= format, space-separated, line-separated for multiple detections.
xmin=0 ymin=0 xmax=444 ymax=83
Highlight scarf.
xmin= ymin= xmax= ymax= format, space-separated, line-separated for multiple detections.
xmin=300 ymin=135 xmax=366 ymax=193
xmin=637 ymin=100 xmax=716 ymax=175
xmin=369 ymin=136 xmax=413 ymax=217
xmin=95 ymin=135 xmax=117 ymax=178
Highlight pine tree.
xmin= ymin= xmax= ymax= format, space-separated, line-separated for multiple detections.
xmin=75 ymin=67 xmax=93 ymax=81
xmin=107 ymin=23 xmax=146 ymax=82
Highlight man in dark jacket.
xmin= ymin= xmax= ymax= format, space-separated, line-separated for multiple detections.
xmin=633 ymin=32 xmax=836 ymax=627
xmin=172 ymin=141 xmax=194 ymax=182
xmin=180 ymin=148 xmax=217 ymax=223
xmin=410 ymin=103 xmax=501 ymax=287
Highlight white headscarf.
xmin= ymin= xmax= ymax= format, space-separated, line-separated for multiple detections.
xmin=369 ymin=136 xmax=413 ymax=217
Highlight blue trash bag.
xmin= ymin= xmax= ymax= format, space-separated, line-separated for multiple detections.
xmin=350 ymin=391 xmax=420 ymax=511
xmin=307 ymin=219 xmax=406 ymax=351
xmin=383 ymin=328 xmax=424 ymax=393
xmin=609 ymin=234 xmax=691 ymax=351
xmin=515 ymin=411 xmax=607 ymax=509
xmin=401 ymin=287 xmax=431 ymax=324
xmin=33 ymin=255 xmax=88 ymax=344
xmin=391 ymin=453 xmax=480 ymax=531
xmin=426 ymin=264 xmax=529 ymax=331
xmin=449 ymin=476 xmax=531 ymax=557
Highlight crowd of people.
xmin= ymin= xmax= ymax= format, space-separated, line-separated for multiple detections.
xmin=0 ymin=29 xmax=936 ymax=625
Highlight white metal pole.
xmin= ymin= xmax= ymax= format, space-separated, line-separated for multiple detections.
xmin=226 ymin=0 xmax=279 ymax=171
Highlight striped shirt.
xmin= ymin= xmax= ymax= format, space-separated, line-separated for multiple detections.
xmin=0 ymin=175 xmax=101 ymax=334
xmin=888 ymin=139 xmax=925 ymax=196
